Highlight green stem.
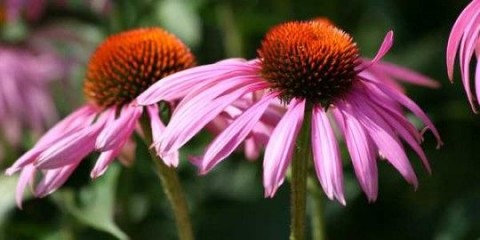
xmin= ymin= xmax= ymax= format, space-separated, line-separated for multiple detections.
xmin=308 ymin=177 xmax=326 ymax=240
xmin=140 ymin=114 xmax=194 ymax=240
xmin=290 ymin=109 xmax=312 ymax=240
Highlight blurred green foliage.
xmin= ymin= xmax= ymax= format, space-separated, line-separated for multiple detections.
xmin=1 ymin=0 xmax=480 ymax=239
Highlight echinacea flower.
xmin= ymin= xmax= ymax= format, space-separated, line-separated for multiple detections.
xmin=447 ymin=0 xmax=480 ymax=110
xmin=138 ymin=20 xmax=442 ymax=203
xmin=0 ymin=46 xmax=65 ymax=161
xmin=6 ymin=28 xmax=196 ymax=207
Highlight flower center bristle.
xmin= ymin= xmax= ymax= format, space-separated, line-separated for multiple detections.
xmin=258 ymin=20 xmax=360 ymax=106
xmin=83 ymin=28 xmax=196 ymax=107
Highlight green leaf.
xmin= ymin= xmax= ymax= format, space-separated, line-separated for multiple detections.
xmin=53 ymin=164 xmax=128 ymax=240
xmin=0 ymin=175 xmax=31 ymax=227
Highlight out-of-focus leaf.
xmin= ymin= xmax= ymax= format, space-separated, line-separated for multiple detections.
xmin=53 ymin=164 xmax=127 ymax=240
xmin=0 ymin=175 xmax=31 ymax=227
xmin=156 ymin=0 xmax=202 ymax=47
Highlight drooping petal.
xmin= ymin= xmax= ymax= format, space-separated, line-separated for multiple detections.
xmin=35 ymin=123 xmax=103 ymax=169
xmin=147 ymin=104 xmax=180 ymax=167
xmin=347 ymin=93 xmax=419 ymax=188
xmin=34 ymin=163 xmax=81 ymax=197
xmin=458 ymin=9 xmax=480 ymax=110
xmin=159 ymin=80 xmax=268 ymax=155
xmin=447 ymin=0 xmax=480 ymax=79
xmin=311 ymin=106 xmax=345 ymax=204
xmin=333 ymin=107 xmax=378 ymax=202
xmin=96 ymin=105 xmax=143 ymax=151
xmin=198 ymin=92 xmax=278 ymax=173
xmin=90 ymin=149 xmax=121 ymax=178
xmin=368 ymin=81 xmax=442 ymax=147
xmin=365 ymin=93 xmax=431 ymax=173
xmin=263 ymin=99 xmax=305 ymax=197
xmin=16 ymin=164 xmax=36 ymax=208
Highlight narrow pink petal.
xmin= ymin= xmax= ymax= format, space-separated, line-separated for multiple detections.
xmin=458 ymin=10 xmax=480 ymax=110
xmin=333 ymin=108 xmax=378 ymax=202
xmin=311 ymin=106 xmax=345 ymax=204
xmin=35 ymin=130 xmax=98 ymax=169
xmin=244 ymin=137 xmax=261 ymax=161
xmin=347 ymin=94 xmax=418 ymax=188
xmin=16 ymin=164 xmax=36 ymax=209
xmin=369 ymin=60 xmax=439 ymax=88
xmin=35 ymin=105 xmax=98 ymax=149
xmin=96 ymin=105 xmax=143 ymax=151
xmin=366 ymin=95 xmax=431 ymax=173
xmin=199 ymin=93 xmax=278 ymax=173
xmin=263 ymin=99 xmax=305 ymax=198
xmin=136 ymin=59 xmax=260 ymax=104
xmin=447 ymin=0 xmax=480 ymax=79
xmin=147 ymin=105 xmax=179 ymax=167
xmin=159 ymin=81 xmax=268 ymax=155
xmin=90 ymin=149 xmax=121 ymax=178
xmin=476 ymin=56 xmax=480 ymax=103
xmin=34 ymin=163 xmax=80 ymax=197
xmin=369 ymin=81 xmax=442 ymax=148
xmin=35 ymin=120 xmax=105 ymax=169
xmin=6 ymin=149 xmax=41 ymax=175
xmin=171 ymin=74 xmax=263 ymax=117
xmin=357 ymin=31 xmax=394 ymax=72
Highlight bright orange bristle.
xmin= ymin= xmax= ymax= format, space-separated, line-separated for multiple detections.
xmin=258 ymin=20 xmax=360 ymax=105
xmin=83 ymin=28 xmax=196 ymax=107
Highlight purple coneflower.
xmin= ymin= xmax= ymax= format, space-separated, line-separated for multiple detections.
xmin=138 ymin=20 xmax=442 ymax=203
xmin=0 ymin=46 xmax=64 ymax=160
xmin=6 ymin=28 xmax=196 ymax=207
xmin=447 ymin=0 xmax=480 ymax=110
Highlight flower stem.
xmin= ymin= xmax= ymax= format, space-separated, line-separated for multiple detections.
xmin=140 ymin=114 xmax=194 ymax=240
xmin=308 ymin=177 xmax=326 ymax=240
xmin=290 ymin=109 xmax=312 ymax=240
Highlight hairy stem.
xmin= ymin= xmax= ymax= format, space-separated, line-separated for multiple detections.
xmin=140 ymin=114 xmax=194 ymax=240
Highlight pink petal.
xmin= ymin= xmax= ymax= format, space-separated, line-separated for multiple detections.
xmin=333 ymin=108 xmax=378 ymax=202
xmin=263 ymin=99 xmax=305 ymax=198
xmin=198 ymin=93 xmax=278 ymax=173
xmin=347 ymin=94 xmax=419 ymax=188
xmin=90 ymin=149 xmax=121 ymax=178
xmin=159 ymin=80 xmax=268 ymax=155
xmin=136 ymin=59 xmax=260 ymax=105
xmin=447 ymin=0 xmax=480 ymax=79
xmin=34 ymin=163 xmax=80 ymax=197
xmin=357 ymin=31 xmax=394 ymax=72
xmin=16 ymin=164 xmax=36 ymax=208
xmin=311 ymin=106 xmax=345 ymax=204
xmin=366 ymin=94 xmax=431 ymax=173
xmin=35 ymin=105 xmax=98 ymax=149
xmin=96 ymin=105 xmax=143 ymax=151
xmin=147 ymin=105 xmax=179 ymax=167
xmin=368 ymin=60 xmax=439 ymax=88
xmin=369 ymin=81 xmax=442 ymax=148
xmin=6 ymin=149 xmax=41 ymax=175
xmin=35 ymin=119 xmax=105 ymax=169
xmin=458 ymin=9 xmax=480 ymax=109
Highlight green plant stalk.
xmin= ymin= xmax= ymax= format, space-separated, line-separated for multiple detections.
xmin=140 ymin=114 xmax=194 ymax=240
xmin=290 ymin=109 xmax=312 ymax=240
xmin=308 ymin=176 xmax=326 ymax=240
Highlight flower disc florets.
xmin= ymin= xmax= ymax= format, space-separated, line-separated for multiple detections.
xmin=83 ymin=28 xmax=196 ymax=107
xmin=258 ymin=20 xmax=360 ymax=106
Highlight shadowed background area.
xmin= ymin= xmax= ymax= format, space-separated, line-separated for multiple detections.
xmin=0 ymin=0 xmax=479 ymax=239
